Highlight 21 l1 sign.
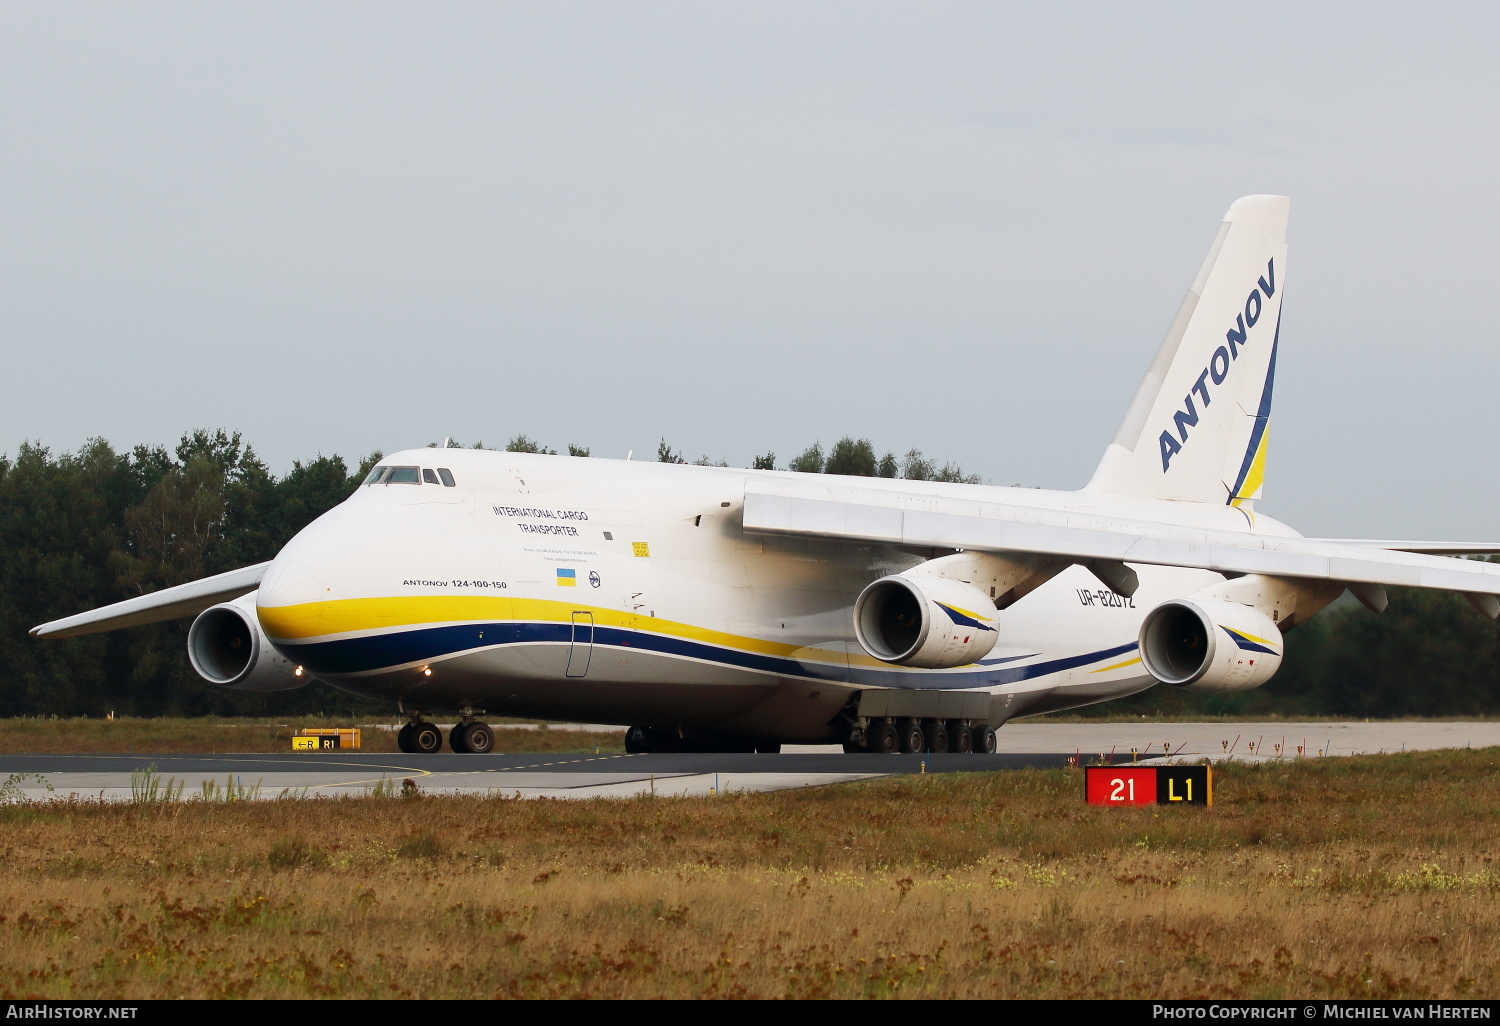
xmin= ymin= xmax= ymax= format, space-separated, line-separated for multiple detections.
xmin=1084 ymin=765 xmax=1213 ymax=806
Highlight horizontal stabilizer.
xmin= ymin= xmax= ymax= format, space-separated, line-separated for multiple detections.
xmin=741 ymin=481 xmax=1500 ymax=597
xmin=30 ymin=562 xmax=271 ymax=639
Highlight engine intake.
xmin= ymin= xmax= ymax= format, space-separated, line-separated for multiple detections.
xmin=187 ymin=593 xmax=309 ymax=691
xmin=854 ymin=573 xmax=1000 ymax=669
xmin=1138 ymin=597 xmax=1282 ymax=692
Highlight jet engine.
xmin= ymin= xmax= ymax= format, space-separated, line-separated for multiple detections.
xmin=186 ymin=592 xmax=308 ymax=691
xmin=853 ymin=573 xmax=1000 ymax=669
xmin=1138 ymin=598 xmax=1282 ymax=692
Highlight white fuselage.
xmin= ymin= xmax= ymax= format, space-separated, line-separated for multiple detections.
xmin=254 ymin=448 xmax=1300 ymax=742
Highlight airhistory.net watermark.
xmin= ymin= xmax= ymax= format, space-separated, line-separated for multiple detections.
xmin=3 ymin=1008 xmax=137 ymax=1019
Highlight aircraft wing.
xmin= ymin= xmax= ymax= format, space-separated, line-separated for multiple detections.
xmin=1304 ymin=540 xmax=1500 ymax=556
xmin=741 ymin=480 xmax=1500 ymax=596
xmin=29 ymin=561 xmax=271 ymax=639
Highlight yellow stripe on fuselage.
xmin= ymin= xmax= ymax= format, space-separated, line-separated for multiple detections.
xmin=1091 ymin=656 xmax=1142 ymax=673
xmin=257 ymin=594 xmax=875 ymax=668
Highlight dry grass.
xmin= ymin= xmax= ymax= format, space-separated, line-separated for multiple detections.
xmin=0 ymin=718 xmax=623 ymax=755
xmin=0 ymin=750 xmax=1496 ymax=998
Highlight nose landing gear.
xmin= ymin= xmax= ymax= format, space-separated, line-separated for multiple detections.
xmin=395 ymin=709 xmax=494 ymax=754
xmin=397 ymin=716 xmax=443 ymax=754
xmin=449 ymin=708 xmax=494 ymax=754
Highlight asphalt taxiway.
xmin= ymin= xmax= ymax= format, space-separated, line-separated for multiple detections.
xmin=2 ymin=721 xmax=1495 ymax=800
xmin=0 ymin=751 xmax=1077 ymax=801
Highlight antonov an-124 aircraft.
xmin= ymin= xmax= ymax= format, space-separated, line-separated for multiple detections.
xmin=32 ymin=196 xmax=1500 ymax=755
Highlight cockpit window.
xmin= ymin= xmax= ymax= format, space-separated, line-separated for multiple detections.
xmin=437 ymin=468 xmax=456 ymax=487
xmin=364 ymin=464 xmax=432 ymax=486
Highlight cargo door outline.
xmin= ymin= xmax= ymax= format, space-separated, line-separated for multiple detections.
xmin=565 ymin=611 xmax=594 ymax=678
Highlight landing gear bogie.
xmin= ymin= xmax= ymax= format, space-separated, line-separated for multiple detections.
xmin=845 ymin=714 xmax=996 ymax=755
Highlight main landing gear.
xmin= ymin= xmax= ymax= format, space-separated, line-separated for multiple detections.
xmin=844 ymin=717 xmax=997 ymax=755
xmin=396 ymin=709 xmax=495 ymax=754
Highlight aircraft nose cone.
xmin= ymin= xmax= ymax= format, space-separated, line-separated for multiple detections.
xmin=255 ymin=509 xmax=383 ymax=643
xmin=258 ymin=559 xmax=320 ymax=607
xmin=256 ymin=557 xmax=327 ymax=642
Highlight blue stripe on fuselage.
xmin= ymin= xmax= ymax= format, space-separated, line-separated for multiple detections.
xmin=273 ymin=623 xmax=1140 ymax=692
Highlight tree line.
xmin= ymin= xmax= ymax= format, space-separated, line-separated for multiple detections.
xmin=1 ymin=430 xmax=1496 ymax=718
xmin=499 ymin=433 xmax=982 ymax=482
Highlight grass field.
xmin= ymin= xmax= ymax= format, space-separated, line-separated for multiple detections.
xmin=0 ymin=749 xmax=1494 ymax=998
xmin=0 ymin=717 xmax=623 ymax=755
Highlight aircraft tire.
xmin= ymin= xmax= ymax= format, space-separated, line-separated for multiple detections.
xmin=973 ymin=724 xmax=998 ymax=754
xmin=898 ymin=720 xmax=924 ymax=754
xmin=464 ymin=722 xmax=495 ymax=754
xmin=625 ymin=725 xmax=651 ymax=754
xmin=448 ymin=723 xmax=472 ymax=754
xmin=397 ymin=723 xmax=416 ymax=754
xmin=950 ymin=722 xmax=973 ymax=754
xmin=409 ymin=721 xmax=443 ymax=754
xmin=923 ymin=721 xmax=949 ymax=754
xmin=867 ymin=722 xmax=899 ymax=755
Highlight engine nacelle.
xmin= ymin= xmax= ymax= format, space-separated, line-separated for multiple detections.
xmin=187 ymin=592 xmax=308 ymax=691
xmin=1138 ymin=598 xmax=1283 ymax=692
xmin=854 ymin=573 xmax=1000 ymax=668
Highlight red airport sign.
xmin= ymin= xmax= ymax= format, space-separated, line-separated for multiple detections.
xmin=1085 ymin=765 xmax=1212 ymax=806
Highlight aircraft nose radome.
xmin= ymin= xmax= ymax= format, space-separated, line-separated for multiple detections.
xmin=255 ymin=557 xmax=327 ymax=642
xmin=257 ymin=559 xmax=320 ymax=608
xmin=255 ymin=509 xmax=393 ymax=641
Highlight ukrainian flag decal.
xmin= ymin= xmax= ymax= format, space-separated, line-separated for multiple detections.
xmin=555 ymin=568 xmax=577 ymax=587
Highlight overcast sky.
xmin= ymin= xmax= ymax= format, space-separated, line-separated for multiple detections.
xmin=3 ymin=2 xmax=1498 ymax=537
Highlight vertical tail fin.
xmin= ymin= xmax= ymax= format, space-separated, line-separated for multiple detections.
xmin=1088 ymin=195 xmax=1288 ymax=508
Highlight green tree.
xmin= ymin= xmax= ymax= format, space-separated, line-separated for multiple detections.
xmin=788 ymin=443 xmax=824 ymax=474
xmin=506 ymin=435 xmax=555 ymax=455
xmin=657 ymin=439 xmax=686 ymax=464
xmin=901 ymin=449 xmax=934 ymax=480
xmin=752 ymin=453 xmax=776 ymax=471
xmin=824 ymin=437 xmax=878 ymax=477
xmin=931 ymin=462 xmax=981 ymax=484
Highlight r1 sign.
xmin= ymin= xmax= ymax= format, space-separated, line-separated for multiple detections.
xmin=1084 ymin=765 xmax=1213 ymax=807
